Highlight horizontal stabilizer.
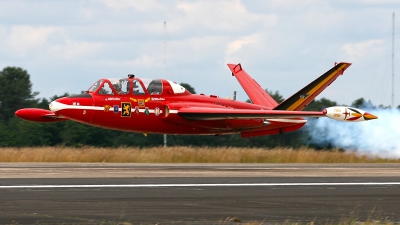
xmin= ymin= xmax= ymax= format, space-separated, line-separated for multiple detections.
xmin=274 ymin=62 xmax=351 ymax=111
xmin=15 ymin=108 xmax=68 ymax=123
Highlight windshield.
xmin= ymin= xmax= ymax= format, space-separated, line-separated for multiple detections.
xmin=88 ymin=78 xmax=132 ymax=95
xmin=98 ymin=81 xmax=114 ymax=95
xmin=88 ymin=79 xmax=103 ymax=92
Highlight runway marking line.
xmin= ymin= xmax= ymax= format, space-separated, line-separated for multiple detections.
xmin=1 ymin=182 xmax=400 ymax=189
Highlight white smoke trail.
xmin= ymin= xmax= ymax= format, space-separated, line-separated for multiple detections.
xmin=305 ymin=108 xmax=400 ymax=158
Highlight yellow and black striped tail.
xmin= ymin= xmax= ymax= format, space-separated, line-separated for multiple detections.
xmin=274 ymin=62 xmax=351 ymax=111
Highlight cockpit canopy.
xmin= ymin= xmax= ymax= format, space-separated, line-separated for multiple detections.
xmin=87 ymin=78 xmax=188 ymax=96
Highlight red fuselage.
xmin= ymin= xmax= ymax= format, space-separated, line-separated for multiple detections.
xmin=49 ymin=77 xmax=306 ymax=137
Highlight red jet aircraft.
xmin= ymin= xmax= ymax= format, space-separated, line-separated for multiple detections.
xmin=16 ymin=62 xmax=377 ymax=138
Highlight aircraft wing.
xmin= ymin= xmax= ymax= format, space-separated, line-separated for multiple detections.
xmin=177 ymin=107 xmax=325 ymax=120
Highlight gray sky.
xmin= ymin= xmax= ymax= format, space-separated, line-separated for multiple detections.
xmin=1 ymin=0 xmax=399 ymax=107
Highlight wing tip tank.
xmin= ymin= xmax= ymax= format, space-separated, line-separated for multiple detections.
xmin=15 ymin=108 xmax=68 ymax=123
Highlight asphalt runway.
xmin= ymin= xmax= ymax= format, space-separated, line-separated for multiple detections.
xmin=1 ymin=163 xmax=400 ymax=224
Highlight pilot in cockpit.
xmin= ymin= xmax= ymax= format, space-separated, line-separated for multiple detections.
xmin=147 ymin=80 xmax=162 ymax=95
xmin=113 ymin=81 xmax=122 ymax=94
xmin=133 ymin=80 xmax=145 ymax=95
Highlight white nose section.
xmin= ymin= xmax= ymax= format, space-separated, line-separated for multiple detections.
xmin=49 ymin=101 xmax=66 ymax=112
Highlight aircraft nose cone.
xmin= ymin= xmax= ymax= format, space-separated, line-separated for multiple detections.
xmin=49 ymin=94 xmax=94 ymax=123
xmin=363 ymin=112 xmax=378 ymax=120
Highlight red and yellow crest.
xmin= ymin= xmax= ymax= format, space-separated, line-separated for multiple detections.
xmin=130 ymin=98 xmax=150 ymax=108
xmin=103 ymin=105 xmax=111 ymax=112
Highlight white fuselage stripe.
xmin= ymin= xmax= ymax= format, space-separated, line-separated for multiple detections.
xmin=50 ymin=101 xmax=163 ymax=114
xmin=50 ymin=101 xmax=104 ymax=112
xmin=0 ymin=182 xmax=399 ymax=189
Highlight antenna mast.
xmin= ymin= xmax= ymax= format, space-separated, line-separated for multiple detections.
xmin=392 ymin=12 xmax=395 ymax=108
xmin=163 ymin=21 xmax=167 ymax=148
xmin=163 ymin=21 xmax=167 ymax=77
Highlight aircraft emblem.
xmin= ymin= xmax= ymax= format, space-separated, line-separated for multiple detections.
xmin=121 ymin=102 xmax=131 ymax=117
xmin=134 ymin=106 xmax=139 ymax=115
xmin=104 ymin=105 xmax=111 ymax=112
xmin=154 ymin=107 xmax=161 ymax=116
xmin=300 ymin=93 xmax=309 ymax=99
xmin=113 ymin=105 xmax=119 ymax=114
xmin=130 ymin=97 xmax=150 ymax=108
xmin=138 ymin=99 xmax=145 ymax=108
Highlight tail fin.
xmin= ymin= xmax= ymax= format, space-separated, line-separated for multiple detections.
xmin=228 ymin=63 xmax=278 ymax=108
xmin=273 ymin=62 xmax=351 ymax=111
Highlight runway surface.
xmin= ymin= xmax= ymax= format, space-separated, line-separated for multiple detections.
xmin=1 ymin=163 xmax=400 ymax=224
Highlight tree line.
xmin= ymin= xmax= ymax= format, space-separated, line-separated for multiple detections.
xmin=0 ymin=66 xmax=392 ymax=148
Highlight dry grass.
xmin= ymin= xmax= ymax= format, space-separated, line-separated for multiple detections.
xmin=0 ymin=146 xmax=398 ymax=163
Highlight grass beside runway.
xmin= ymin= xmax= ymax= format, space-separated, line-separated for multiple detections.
xmin=0 ymin=146 xmax=398 ymax=163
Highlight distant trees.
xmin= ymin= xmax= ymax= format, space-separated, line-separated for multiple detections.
xmin=180 ymin=83 xmax=196 ymax=94
xmin=305 ymin=98 xmax=338 ymax=111
xmin=265 ymin=89 xmax=284 ymax=103
xmin=0 ymin=67 xmax=38 ymax=122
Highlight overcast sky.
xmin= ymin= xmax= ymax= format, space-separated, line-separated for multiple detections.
xmin=1 ymin=0 xmax=399 ymax=107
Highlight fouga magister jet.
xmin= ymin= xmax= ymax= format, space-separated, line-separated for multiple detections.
xmin=15 ymin=62 xmax=377 ymax=138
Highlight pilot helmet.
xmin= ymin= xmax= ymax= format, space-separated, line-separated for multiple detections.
xmin=112 ymin=80 xmax=121 ymax=92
